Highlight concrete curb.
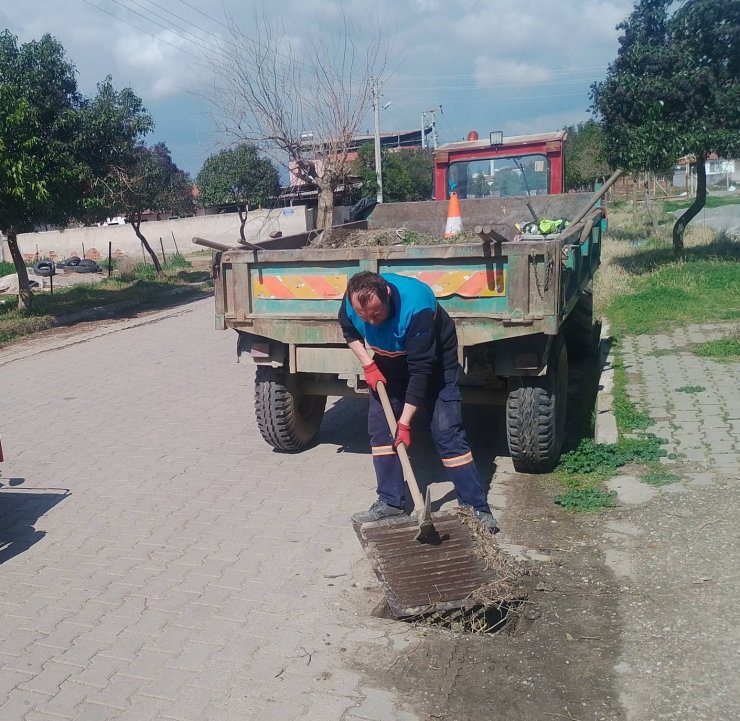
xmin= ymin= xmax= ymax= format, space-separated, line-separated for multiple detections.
xmin=594 ymin=318 xmax=619 ymax=444
xmin=49 ymin=286 xmax=203 ymax=328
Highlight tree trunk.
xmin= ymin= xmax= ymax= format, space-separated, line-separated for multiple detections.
xmin=238 ymin=205 xmax=248 ymax=242
xmin=131 ymin=216 xmax=163 ymax=274
xmin=316 ymin=178 xmax=335 ymax=230
xmin=672 ymin=152 xmax=707 ymax=259
xmin=644 ymin=188 xmax=660 ymax=237
xmin=7 ymin=228 xmax=32 ymax=310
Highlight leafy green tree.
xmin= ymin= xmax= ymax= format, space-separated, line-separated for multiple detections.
xmin=353 ymin=143 xmax=434 ymax=202
xmin=564 ymin=120 xmax=611 ymax=191
xmin=99 ymin=142 xmax=193 ymax=273
xmin=0 ymin=31 xmax=152 ymax=308
xmin=196 ymin=144 xmax=280 ymax=241
xmin=591 ymin=0 xmax=740 ymax=256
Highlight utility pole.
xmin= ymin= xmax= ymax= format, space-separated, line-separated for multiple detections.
xmin=421 ymin=105 xmax=442 ymax=150
xmin=372 ymin=78 xmax=383 ymax=204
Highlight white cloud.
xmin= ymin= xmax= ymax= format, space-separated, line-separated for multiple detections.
xmin=505 ymin=107 xmax=592 ymax=136
xmin=112 ymin=30 xmax=193 ymax=100
xmin=474 ymin=59 xmax=553 ymax=87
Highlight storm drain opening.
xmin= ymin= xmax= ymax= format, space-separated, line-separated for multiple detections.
xmin=372 ymin=592 xmax=528 ymax=635
xmin=358 ymin=509 xmax=529 ymax=635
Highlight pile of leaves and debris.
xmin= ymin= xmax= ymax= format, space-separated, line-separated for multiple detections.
xmin=308 ymin=227 xmax=483 ymax=249
xmin=410 ymin=507 xmax=530 ymax=635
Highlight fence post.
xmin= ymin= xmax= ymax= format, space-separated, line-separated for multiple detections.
xmin=171 ymin=230 xmax=180 ymax=256
xmin=159 ymin=237 xmax=167 ymax=266
xmin=108 ymin=241 xmax=112 ymax=277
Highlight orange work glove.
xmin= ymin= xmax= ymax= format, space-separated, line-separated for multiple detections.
xmin=362 ymin=361 xmax=387 ymax=392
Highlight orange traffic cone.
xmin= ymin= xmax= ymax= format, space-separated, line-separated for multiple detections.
xmin=444 ymin=191 xmax=463 ymax=239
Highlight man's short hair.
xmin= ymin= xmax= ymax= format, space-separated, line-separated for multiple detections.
xmin=346 ymin=271 xmax=389 ymax=307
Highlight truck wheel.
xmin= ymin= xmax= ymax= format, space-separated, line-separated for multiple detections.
xmin=506 ymin=336 xmax=568 ymax=473
xmin=564 ymin=286 xmax=595 ymax=360
xmin=254 ymin=366 xmax=327 ymax=452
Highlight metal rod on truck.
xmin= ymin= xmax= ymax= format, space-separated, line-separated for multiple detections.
xmin=569 ymin=168 xmax=624 ymax=227
xmin=473 ymin=225 xmax=509 ymax=244
xmin=192 ymin=237 xmax=234 ymax=252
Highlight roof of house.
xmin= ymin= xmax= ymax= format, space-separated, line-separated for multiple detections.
xmin=302 ymin=127 xmax=432 ymax=153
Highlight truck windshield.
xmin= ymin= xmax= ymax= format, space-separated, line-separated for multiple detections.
xmin=447 ymin=153 xmax=549 ymax=199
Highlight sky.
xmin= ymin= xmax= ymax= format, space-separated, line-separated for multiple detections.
xmin=2 ymin=0 xmax=635 ymax=178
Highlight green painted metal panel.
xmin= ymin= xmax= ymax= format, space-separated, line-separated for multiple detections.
xmin=249 ymin=258 xmax=510 ymax=316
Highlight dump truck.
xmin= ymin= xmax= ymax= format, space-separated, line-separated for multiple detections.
xmin=206 ymin=173 xmax=617 ymax=473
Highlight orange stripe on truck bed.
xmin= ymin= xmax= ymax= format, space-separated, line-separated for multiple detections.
xmin=399 ymin=270 xmax=504 ymax=298
xmin=252 ymin=270 xmax=505 ymax=300
xmin=253 ymin=274 xmax=348 ymax=299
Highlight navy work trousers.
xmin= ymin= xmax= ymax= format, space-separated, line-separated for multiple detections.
xmin=368 ymin=369 xmax=490 ymax=513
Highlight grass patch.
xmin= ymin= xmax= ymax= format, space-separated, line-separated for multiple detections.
xmin=552 ymin=436 xmax=668 ymax=510
xmin=612 ymin=358 xmax=652 ymax=432
xmin=593 ymin=203 xmax=737 ymax=321
xmin=675 ymin=385 xmax=705 ymax=394
xmin=693 ymin=336 xmax=740 ymax=359
xmin=642 ymin=469 xmax=681 ymax=486
xmin=554 ymin=488 xmax=617 ymax=510
xmin=0 ymin=261 xmax=16 ymax=276
xmin=663 ymin=195 xmax=740 ymax=213
xmin=0 ymin=256 xmax=212 ymax=347
xmin=606 ymin=260 xmax=740 ymax=336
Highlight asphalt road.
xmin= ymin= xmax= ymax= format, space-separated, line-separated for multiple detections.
xmin=673 ymin=202 xmax=740 ymax=237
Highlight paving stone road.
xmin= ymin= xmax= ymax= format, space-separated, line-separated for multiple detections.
xmin=0 ymin=299 xmax=425 ymax=721
xmin=607 ymin=321 xmax=740 ymax=721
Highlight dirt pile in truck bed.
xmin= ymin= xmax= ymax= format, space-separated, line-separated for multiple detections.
xmin=308 ymin=227 xmax=483 ymax=249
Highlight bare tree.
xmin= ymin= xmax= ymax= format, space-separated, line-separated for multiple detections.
xmin=206 ymin=10 xmax=387 ymax=229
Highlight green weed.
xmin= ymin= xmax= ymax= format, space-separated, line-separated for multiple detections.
xmin=693 ymin=337 xmax=740 ymax=359
xmin=552 ymin=436 xmax=667 ymax=510
xmin=554 ymin=488 xmax=617 ymax=510
xmin=0 ymin=261 xmax=16 ymax=276
xmin=642 ymin=469 xmax=681 ymax=486
xmin=558 ymin=436 xmax=667 ymax=477
xmin=675 ymin=385 xmax=705 ymax=394
xmin=612 ymin=359 xmax=652 ymax=432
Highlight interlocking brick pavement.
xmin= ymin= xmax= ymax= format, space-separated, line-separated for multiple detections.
xmin=621 ymin=321 xmax=740 ymax=478
xmin=0 ymin=300 xmax=427 ymax=720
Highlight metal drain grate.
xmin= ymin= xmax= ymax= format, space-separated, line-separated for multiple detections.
xmin=355 ymin=511 xmax=503 ymax=619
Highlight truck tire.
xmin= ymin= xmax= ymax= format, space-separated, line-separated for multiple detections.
xmin=254 ymin=366 xmax=327 ymax=452
xmin=564 ymin=286 xmax=595 ymax=360
xmin=506 ymin=336 xmax=568 ymax=473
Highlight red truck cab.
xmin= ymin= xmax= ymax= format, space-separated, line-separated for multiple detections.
xmin=433 ymin=130 xmax=567 ymax=200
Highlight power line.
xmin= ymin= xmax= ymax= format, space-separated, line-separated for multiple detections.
xmin=174 ymin=0 xmax=231 ymax=31
xmin=104 ymin=0 xmax=231 ymax=61
xmin=140 ymin=0 xmax=255 ymax=59
xmin=398 ymin=65 xmax=607 ymax=80
xmin=81 ymin=0 xmax=203 ymax=62
xmin=390 ymin=78 xmax=601 ymax=92
xmin=398 ymin=91 xmax=588 ymax=106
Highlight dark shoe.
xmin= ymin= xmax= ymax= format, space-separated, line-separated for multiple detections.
xmin=473 ymin=510 xmax=500 ymax=534
xmin=352 ymin=499 xmax=407 ymax=524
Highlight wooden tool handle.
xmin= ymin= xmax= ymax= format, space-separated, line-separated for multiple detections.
xmin=376 ymin=381 xmax=426 ymax=513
